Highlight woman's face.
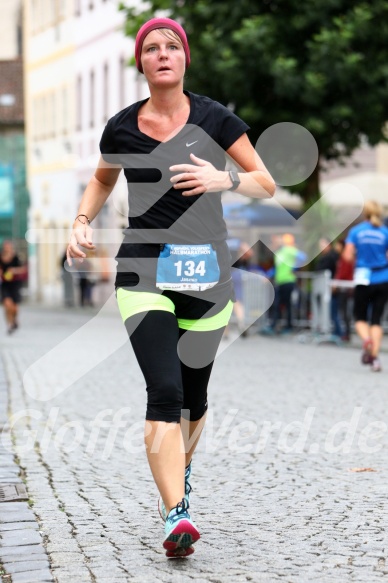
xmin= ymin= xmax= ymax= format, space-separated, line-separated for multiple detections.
xmin=140 ymin=29 xmax=186 ymax=87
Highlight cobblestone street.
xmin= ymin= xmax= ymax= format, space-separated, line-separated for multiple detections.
xmin=0 ymin=302 xmax=388 ymax=582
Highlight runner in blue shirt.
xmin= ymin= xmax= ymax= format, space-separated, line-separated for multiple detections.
xmin=344 ymin=200 xmax=388 ymax=372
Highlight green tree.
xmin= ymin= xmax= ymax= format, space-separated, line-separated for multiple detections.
xmin=120 ymin=0 xmax=388 ymax=202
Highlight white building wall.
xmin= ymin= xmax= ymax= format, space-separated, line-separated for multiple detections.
xmin=25 ymin=0 xmax=148 ymax=304
xmin=24 ymin=0 xmax=77 ymax=303
xmin=73 ymin=0 xmax=148 ymax=288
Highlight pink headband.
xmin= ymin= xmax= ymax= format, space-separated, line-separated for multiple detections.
xmin=135 ymin=18 xmax=191 ymax=74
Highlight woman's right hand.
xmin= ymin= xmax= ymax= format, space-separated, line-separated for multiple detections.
xmin=66 ymin=220 xmax=96 ymax=267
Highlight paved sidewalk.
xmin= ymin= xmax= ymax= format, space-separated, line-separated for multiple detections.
xmin=0 ymin=351 xmax=53 ymax=582
xmin=0 ymin=303 xmax=388 ymax=582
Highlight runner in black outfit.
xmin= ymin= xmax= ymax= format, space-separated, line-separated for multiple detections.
xmin=0 ymin=241 xmax=25 ymax=335
xmin=67 ymin=17 xmax=275 ymax=557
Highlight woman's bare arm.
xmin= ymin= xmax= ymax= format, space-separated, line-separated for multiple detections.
xmin=170 ymin=134 xmax=276 ymax=199
xmin=343 ymin=242 xmax=355 ymax=264
xmin=67 ymin=158 xmax=121 ymax=265
xmin=226 ymin=133 xmax=276 ymax=198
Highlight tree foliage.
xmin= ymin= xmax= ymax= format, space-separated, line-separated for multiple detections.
xmin=119 ymin=0 xmax=388 ymax=201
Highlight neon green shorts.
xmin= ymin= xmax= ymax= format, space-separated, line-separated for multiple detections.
xmin=116 ymin=288 xmax=233 ymax=332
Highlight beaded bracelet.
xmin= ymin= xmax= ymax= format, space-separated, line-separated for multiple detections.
xmin=75 ymin=214 xmax=91 ymax=225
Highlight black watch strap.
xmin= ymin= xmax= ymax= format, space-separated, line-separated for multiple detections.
xmin=229 ymin=170 xmax=240 ymax=191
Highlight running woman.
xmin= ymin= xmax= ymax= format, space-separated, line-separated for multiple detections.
xmin=67 ymin=18 xmax=275 ymax=557
xmin=344 ymin=200 xmax=388 ymax=372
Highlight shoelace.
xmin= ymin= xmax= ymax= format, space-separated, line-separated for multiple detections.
xmin=167 ymin=498 xmax=189 ymax=524
xmin=185 ymin=463 xmax=192 ymax=496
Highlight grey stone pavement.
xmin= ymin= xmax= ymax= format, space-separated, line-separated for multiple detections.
xmin=0 ymin=300 xmax=388 ymax=583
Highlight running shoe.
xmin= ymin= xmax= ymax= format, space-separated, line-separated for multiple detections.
xmin=361 ymin=339 xmax=373 ymax=364
xmin=371 ymin=358 xmax=382 ymax=372
xmin=158 ymin=462 xmax=192 ymax=522
xmin=163 ymin=498 xmax=200 ymax=557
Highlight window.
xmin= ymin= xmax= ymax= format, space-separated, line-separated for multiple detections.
xmin=51 ymin=92 xmax=56 ymax=137
xmin=41 ymin=0 xmax=54 ymax=29
xmin=49 ymin=0 xmax=56 ymax=24
xmin=76 ymin=76 xmax=82 ymax=131
xmin=31 ymin=0 xmax=38 ymax=33
xmin=103 ymin=63 xmax=109 ymax=123
xmin=90 ymin=70 xmax=95 ymax=128
xmin=58 ymin=0 xmax=66 ymax=19
xmin=32 ymin=98 xmax=38 ymax=140
xmin=32 ymin=0 xmax=45 ymax=32
xmin=17 ymin=6 xmax=23 ymax=54
xmin=62 ymin=86 xmax=68 ymax=134
xmin=36 ymin=97 xmax=41 ymax=139
xmin=42 ymin=95 xmax=47 ymax=139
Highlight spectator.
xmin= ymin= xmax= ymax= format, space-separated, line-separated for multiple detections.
xmin=78 ymin=258 xmax=94 ymax=307
xmin=270 ymin=233 xmax=306 ymax=333
xmin=0 ymin=241 xmax=26 ymax=334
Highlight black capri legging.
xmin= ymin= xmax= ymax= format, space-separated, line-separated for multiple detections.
xmin=353 ymin=282 xmax=388 ymax=325
xmin=125 ymin=310 xmax=225 ymax=423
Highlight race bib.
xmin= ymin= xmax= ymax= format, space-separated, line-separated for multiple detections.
xmin=156 ymin=244 xmax=220 ymax=291
xmin=354 ymin=267 xmax=371 ymax=286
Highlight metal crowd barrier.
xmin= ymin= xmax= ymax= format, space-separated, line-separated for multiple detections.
xmin=237 ymin=270 xmax=388 ymax=337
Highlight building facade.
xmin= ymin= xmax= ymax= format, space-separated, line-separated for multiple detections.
xmin=24 ymin=0 xmax=147 ymax=303
xmin=0 ymin=59 xmax=28 ymax=250
xmin=0 ymin=0 xmax=28 ymax=259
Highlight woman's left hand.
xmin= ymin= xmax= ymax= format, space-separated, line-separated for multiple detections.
xmin=170 ymin=153 xmax=229 ymax=196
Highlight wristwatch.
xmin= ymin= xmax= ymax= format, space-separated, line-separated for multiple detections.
xmin=228 ymin=170 xmax=240 ymax=191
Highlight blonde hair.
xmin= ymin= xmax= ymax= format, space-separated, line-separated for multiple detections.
xmin=154 ymin=28 xmax=183 ymax=47
xmin=364 ymin=200 xmax=383 ymax=227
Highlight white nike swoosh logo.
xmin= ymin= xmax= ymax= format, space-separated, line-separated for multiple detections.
xmin=186 ymin=141 xmax=198 ymax=147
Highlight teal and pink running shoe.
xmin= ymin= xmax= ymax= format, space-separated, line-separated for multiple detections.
xmin=163 ymin=498 xmax=200 ymax=558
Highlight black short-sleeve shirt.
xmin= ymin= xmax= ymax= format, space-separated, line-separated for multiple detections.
xmin=0 ymin=254 xmax=21 ymax=275
xmin=100 ymin=91 xmax=249 ymax=291
xmin=0 ymin=254 xmax=22 ymax=303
